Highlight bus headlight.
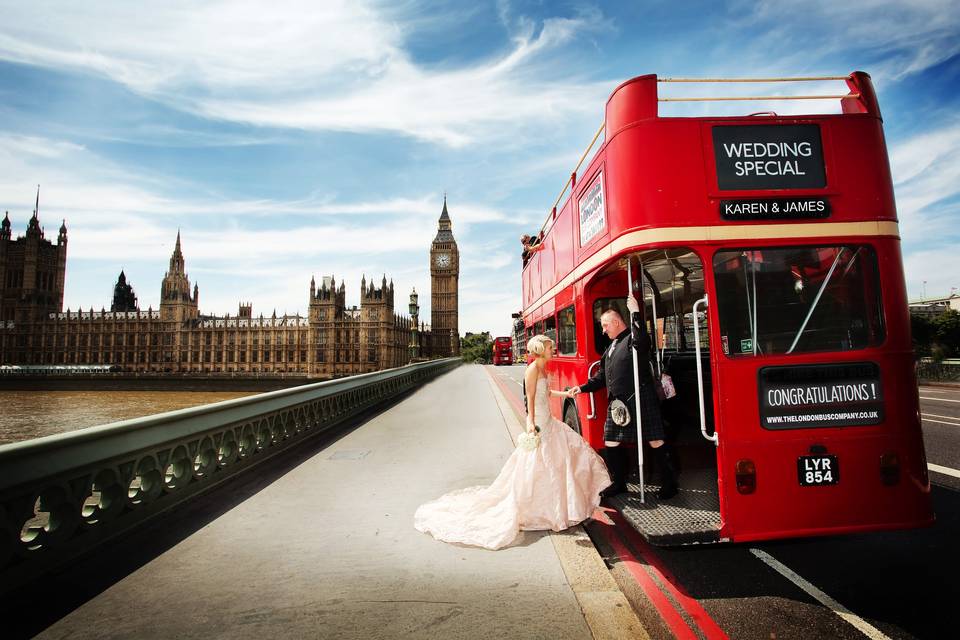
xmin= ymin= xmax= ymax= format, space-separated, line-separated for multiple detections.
xmin=880 ymin=452 xmax=900 ymax=486
xmin=735 ymin=459 xmax=757 ymax=494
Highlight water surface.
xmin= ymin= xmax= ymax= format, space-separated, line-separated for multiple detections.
xmin=0 ymin=390 xmax=255 ymax=445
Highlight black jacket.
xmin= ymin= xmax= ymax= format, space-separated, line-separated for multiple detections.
xmin=580 ymin=317 xmax=653 ymax=400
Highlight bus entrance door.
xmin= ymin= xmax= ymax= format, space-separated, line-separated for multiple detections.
xmin=591 ymin=250 xmax=724 ymax=545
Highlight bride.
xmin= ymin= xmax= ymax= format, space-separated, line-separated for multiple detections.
xmin=414 ymin=335 xmax=612 ymax=550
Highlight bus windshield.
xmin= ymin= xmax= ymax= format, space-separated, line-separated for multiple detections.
xmin=713 ymin=245 xmax=885 ymax=357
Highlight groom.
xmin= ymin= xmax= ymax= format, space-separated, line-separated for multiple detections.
xmin=571 ymin=296 xmax=679 ymax=500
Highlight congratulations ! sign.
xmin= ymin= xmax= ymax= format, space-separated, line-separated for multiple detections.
xmin=758 ymin=362 xmax=884 ymax=429
xmin=713 ymin=124 xmax=826 ymax=190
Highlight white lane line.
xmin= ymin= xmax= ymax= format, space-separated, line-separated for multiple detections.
xmin=749 ymin=548 xmax=891 ymax=640
xmin=919 ymin=396 xmax=960 ymax=403
xmin=929 ymin=463 xmax=960 ymax=479
xmin=922 ymin=412 xmax=960 ymax=421
xmin=923 ymin=417 xmax=960 ymax=427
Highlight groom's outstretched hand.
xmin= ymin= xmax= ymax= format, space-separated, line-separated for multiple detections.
xmin=569 ymin=386 xmax=582 ymax=397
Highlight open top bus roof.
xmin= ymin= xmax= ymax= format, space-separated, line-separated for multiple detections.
xmin=521 ymin=72 xmax=896 ymax=320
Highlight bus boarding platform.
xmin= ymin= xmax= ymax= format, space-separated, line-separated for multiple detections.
xmin=27 ymin=364 xmax=646 ymax=640
xmin=609 ymin=470 xmax=722 ymax=546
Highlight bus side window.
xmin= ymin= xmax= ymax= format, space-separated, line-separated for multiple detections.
xmin=558 ymin=305 xmax=577 ymax=356
xmin=544 ymin=315 xmax=557 ymax=345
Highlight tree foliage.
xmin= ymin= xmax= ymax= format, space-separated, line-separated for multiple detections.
xmin=461 ymin=331 xmax=493 ymax=364
xmin=913 ymin=309 xmax=960 ymax=360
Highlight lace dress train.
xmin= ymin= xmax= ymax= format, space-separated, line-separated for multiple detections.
xmin=414 ymin=378 xmax=611 ymax=550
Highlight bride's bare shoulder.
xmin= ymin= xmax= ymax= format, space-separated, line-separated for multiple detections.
xmin=524 ymin=362 xmax=539 ymax=379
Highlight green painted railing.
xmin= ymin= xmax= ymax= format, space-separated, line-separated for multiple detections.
xmin=0 ymin=357 xmax=461 ymax=592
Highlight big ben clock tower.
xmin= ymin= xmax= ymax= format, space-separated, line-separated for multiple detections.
xmin=430 ymin=196 xmax=460 ymax=356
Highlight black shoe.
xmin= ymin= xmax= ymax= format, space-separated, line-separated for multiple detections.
xmin=601 ymin=481 xmax=627 ymax=498
xmin=653 ymin=445 xmax=680 ymax=500
xmin=655 ymin=482 xmax=679 ymax=500
xmin=600 ymin=446 xmax=628 ymax=497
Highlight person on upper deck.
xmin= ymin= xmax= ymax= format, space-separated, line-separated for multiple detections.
xmin=521 ymin=233 xmax=545 ymax=266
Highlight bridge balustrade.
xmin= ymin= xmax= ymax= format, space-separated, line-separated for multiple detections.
xmin=0 ymin=357 xmax=461 ymax=592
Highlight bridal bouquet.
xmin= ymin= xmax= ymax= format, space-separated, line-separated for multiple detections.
xmin=517 ymin=428 xmax=541 ymax=451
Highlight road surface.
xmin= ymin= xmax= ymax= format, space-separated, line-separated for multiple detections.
xmin=489 ymin=363 xmax=958 ymax=640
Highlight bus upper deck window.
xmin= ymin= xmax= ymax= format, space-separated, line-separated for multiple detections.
xmin=712 ymin=245 xmax=885 ymax=357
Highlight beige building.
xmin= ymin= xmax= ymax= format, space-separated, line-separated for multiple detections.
xmin=0 ymin=200 xmax=460 ymax=376
xmin=908 ymin=292 xmax=960 ymax=320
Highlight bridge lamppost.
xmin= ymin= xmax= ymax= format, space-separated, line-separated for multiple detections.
xmin=408 ymin=288 xmax=420 ymax=362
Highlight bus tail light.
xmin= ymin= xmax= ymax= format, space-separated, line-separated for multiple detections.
xmin=736 ymin=459 xmax=756 ymax=494
xmin=880 ymin=452 xmax=900 ymax=486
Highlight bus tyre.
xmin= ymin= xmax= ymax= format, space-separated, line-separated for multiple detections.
xmin=563 ymin=404 xmax=582 ymax=435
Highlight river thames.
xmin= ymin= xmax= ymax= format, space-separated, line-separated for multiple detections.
xmin=0 ymin=390 xmax=255 ymax=445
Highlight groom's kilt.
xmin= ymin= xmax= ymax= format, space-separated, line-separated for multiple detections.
xmin=604 ymin=383 xmax=665 ymax=443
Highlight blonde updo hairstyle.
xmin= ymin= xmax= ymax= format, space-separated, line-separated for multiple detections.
xmin=526 ymin=334 xmax=554 ymax=360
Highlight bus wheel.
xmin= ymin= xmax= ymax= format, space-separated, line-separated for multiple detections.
xmin=563 ymin=404 xmax=582 ymax=435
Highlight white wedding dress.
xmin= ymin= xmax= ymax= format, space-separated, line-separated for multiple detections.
xmin=414 ymin=377 xmax=612 ymax=550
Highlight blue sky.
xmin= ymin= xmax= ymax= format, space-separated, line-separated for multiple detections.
xmin=0 ymin=0 xmax=957 ymax=336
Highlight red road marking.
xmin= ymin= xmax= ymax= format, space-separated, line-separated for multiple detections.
xmin=606 ymin=508 xmax=729 ymax=640
xmin=593 ymin=509 xmax=700 ymax=640
xmin=486 ymin=366 xmax=527 ymax=420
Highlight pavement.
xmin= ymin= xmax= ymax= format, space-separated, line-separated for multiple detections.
xmin=490 ymin=364 xmax=960 ymax=640
xmin=26 ymin=364 xmax=646 ymax=640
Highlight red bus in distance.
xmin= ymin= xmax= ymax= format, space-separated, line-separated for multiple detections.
xmin=492 ymin=337 xmax=514 ymax=366
xmin=521 ymin=72 xmax=933 ymax=545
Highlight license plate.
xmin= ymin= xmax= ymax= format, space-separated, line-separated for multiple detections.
xmin=797 ymin=455 xmax=839 ymax=486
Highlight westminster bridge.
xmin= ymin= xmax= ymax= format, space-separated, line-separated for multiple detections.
xmin=0 ymin=361 xmax=957 ymax=639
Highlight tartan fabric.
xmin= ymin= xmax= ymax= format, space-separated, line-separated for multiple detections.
xmin=603 ymin=382 xmax=665 ymax=442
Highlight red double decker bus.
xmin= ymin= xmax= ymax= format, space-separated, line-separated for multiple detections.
xmin=521 ymin=72 xmax=933 ymax=544
xmin=492 ymin=337 xmax=514 ymax=366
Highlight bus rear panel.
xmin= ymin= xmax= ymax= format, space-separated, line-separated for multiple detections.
xmin=492 ymin=337 xmax=514 ymax=366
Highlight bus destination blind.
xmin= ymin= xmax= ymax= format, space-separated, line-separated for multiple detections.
xmin=758 ymin=362 xmax=884 ymax=430
xmin=578 ymin=171 xmax=606 ymax=246
xmin=719 ymin=196 xmax=831 ymax=220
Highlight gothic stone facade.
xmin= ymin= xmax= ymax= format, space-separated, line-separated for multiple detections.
xmin=0 ymin=201 xmax=458 ymax=376
xmin=430 ymin=197 xmax=460 ymax=356
xmin=0 ymin=206 xmax=67 ymax=324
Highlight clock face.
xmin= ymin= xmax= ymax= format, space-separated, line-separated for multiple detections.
xmin=435 ymin=253 xmax=451 ymax=268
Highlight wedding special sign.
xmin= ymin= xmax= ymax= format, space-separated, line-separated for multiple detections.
xmin=712 ymin=124 xmax=827 ymax=190
xmin=758 ymin=362 xmax=884 ymax=430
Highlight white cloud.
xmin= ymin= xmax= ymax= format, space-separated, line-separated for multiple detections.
xmin=0 ymin=0 xmax=610 ymax=147
xmin=887 ymin=121 xmax=960 ymax=298
xmin=0 ymin=130 xmax=523 ymax=332
xmin=0 ymin=132 xmax=516 ymax=227
xmin=889 ymin=121 xmax=960 ymax=239
xmin=735 ymin=0 xmax=960 ymax=81
xmin=0 ymin=1 xmax=397 ymax=93
xmin=903 ymin=246 xmax=960 ymax=301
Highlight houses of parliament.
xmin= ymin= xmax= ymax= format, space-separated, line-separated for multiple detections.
xmin=0 ymin=194 xmax=460 ymax=377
